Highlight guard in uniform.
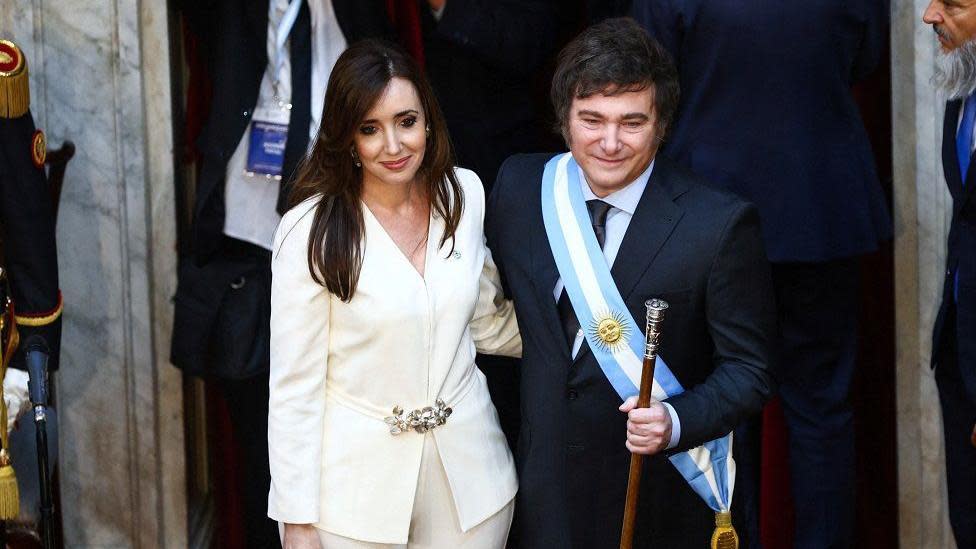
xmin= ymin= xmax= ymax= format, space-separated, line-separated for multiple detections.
xmin=0 ymin=39 xmax=62 ymax=371
xmin=0 ymin=38 xmax=63 ymax=538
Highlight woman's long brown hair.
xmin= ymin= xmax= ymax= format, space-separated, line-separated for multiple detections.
xmin=288 ymin=40 xmax=463 ymax=301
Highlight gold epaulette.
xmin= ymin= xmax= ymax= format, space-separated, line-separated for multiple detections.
xmin=0 ymin=40 xmax=30 ymax=119
xmin=15 ymin=291 xmax=62 ymax=327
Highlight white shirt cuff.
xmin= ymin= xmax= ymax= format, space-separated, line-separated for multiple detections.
xmin=661 ymin=401 xmax=681 ymax=450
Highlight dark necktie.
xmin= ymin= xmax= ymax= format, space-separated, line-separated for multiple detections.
xmin=557 ymin=199 xmax=613 ymax=347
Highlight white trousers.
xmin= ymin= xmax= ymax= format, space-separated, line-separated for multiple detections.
xmin=282 ymin=433 xmax=515 ymax=548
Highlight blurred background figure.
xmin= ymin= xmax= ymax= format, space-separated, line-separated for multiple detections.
xmin=415 ymin=0 xmax=557 ymax=188
xmin=169 ymin=2 xmax=390 ymax=547
xmin=632 ymin=3 xmax=891 ymax=548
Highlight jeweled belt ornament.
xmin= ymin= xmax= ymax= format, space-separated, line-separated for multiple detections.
xmin=384 ymin=399 xmax=452 ymax=435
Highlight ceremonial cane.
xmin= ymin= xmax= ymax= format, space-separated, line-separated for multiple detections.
xmin=619 ymin=299 xmax=668 ymax=549
xmin=24 ymin=337 xmax=54 ymax=549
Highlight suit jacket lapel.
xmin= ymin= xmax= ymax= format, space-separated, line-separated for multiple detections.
xmin=574 ymin=159 xmax=686 ymax=365
xmin=531 ymin=222 xmax=571 ymax=361
xmin=610 ymin=162 xmax=686 ymax=301
xmin=944 ymin=99 xmax=976 ymax=215
xmin=944 ymin=99 xmax=964 ymax=197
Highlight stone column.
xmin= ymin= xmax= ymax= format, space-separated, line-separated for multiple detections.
xmin=0 ymin=1 xmax=185 ymax=547
xmin=892 ymin=1 xmax=957 ymax=547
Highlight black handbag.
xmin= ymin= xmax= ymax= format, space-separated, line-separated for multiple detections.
xmin=170 ymin=253 xmax=271 ymax=380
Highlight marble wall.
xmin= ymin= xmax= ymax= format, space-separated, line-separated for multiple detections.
xmin=0 ymin=0 xmax=185 ymax=547
xmin=892 ymin=1 xmax=957 ymax=547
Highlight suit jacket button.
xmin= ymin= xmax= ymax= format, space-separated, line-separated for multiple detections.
xmin=567 ymin=389 xmax=578 ymax=400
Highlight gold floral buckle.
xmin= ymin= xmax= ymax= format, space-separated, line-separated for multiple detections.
xmin=384 ymin=399 xmax=453 ymax=435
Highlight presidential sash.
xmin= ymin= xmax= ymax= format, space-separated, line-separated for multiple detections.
xmin=541 ymin=152 xmax=736 ymax=520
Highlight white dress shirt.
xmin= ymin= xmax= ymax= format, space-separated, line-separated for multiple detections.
xmin=268 ymin=168 xmax=521 ymax=543
xmin=551 ymin=160 xmax=681 ymax=449
xmin=224 ymin=0 xmax=348 ymax=250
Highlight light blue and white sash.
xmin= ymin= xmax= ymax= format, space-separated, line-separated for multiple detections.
xmin=541 ymin=152 xmax=735 ymax=514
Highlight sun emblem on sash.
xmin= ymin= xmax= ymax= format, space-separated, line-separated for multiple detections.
xmin=588 ymin=309 xmax=630 ymax=352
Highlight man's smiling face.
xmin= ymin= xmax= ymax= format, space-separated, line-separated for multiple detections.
xmin=567 ymin=87 xmax=660 ymax=198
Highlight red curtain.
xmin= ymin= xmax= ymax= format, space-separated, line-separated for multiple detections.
xmin=385 ymin=0 xmax=425 ymax=68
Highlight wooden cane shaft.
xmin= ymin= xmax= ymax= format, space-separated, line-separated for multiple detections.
xmin=636 ymin=354 xmax=656 ymax=409
xmin=620 ymin=453 xmax=643 ymax=548
xmin=620 ymin=353 xmax=658 ymax=549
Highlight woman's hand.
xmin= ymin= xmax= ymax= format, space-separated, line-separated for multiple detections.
xmin=283 ymin=523 xmax=321 ymax=549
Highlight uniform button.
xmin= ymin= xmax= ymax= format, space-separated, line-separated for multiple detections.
xmin=568 ymin=389 xmax=578 ymax=400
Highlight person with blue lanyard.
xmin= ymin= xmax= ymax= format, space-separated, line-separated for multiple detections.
xmin=485 ymin=19 xmax=775 ymax=548
xmin=924 ymin=2 xmax=976 ymax=547
xmin=169 ymin=1 xmax=390 ymax=547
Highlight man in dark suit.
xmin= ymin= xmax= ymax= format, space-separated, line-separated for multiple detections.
xmin=924 ymin=2 xmax=976 ymax=546
xmin=486 ymin=19 xmax=775 ymax=548
xmin=632 ymin=3 xmax=891 ymax=547
xmin=169 ymin=3 xmax=390 ymax=547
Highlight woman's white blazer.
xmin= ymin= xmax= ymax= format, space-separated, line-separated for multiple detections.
xmin=266 ymin=168 xmax=521 ymax=544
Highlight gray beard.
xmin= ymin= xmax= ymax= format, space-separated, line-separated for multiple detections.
xmin=935 ymin=40 xmax=976 ymax=100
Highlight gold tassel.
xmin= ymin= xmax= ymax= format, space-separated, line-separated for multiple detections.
xmin=0 ymin=296 xmax=20 ymax=520
xmin=0 ymin=40 xmax=31 ymax=119
xmin=711 ymin=511 xmax=739 ymax=549
xmin=0 ymin=450 xmax=18 ymax=520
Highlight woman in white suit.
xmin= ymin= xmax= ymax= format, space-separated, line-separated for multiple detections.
xmin=268 ymin=40 xmax=521 ymax=549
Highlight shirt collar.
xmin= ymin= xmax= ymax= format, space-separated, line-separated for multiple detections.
xmin=577 ymin=159 xmax=654 ymax=216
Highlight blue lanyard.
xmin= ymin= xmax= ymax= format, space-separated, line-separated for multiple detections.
xmin=272 ymin=0 xmax=304 ymax=100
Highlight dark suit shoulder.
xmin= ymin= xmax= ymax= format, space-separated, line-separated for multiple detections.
xmin=486 ymin=153 xmax=558 ymax=254
xmin=497 ymin=153 xmax=557 ymax=179
xmin=492 ymin=152 xmax=558 ymax=202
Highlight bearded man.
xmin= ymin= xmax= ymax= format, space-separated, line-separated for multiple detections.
xmin=925 ymin=1 xmax=976 ymax=546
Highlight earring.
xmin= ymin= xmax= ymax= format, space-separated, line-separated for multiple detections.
xmin=351 ymin=150 xmax=362 ymax=167
xmin=425 ymin=125 xmax=431 ymax=138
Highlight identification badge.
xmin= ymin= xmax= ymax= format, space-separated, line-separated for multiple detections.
xmin=245 ymin=105 xmax=290 ymax=179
